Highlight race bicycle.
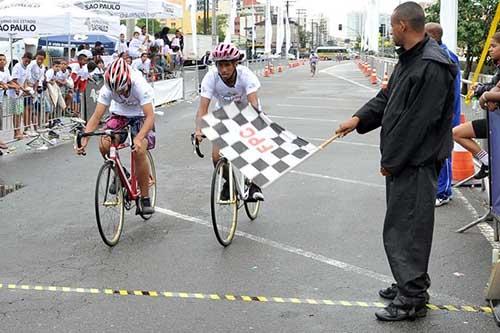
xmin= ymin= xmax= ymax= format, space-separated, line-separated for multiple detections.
xmin=191 ymin=134 xmax=261 ymax=247
xmin=76 ymin=127 xmax=157 ymax=246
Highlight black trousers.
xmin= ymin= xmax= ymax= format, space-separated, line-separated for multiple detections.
xmin=384 ymin=163 xmax=440 ymax=307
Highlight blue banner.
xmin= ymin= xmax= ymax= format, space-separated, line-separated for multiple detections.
xmin=490 ymin=110 xmax=500 ymax=217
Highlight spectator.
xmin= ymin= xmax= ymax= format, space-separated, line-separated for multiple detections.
xmin=44 ymin=60 xmax=63 ymax=130
xmin=131 ymin=53 xmax=151 ymax=77
xmin=160 ymin=27 xmax=171 ymax=47
xmin=26 ymin=50 xmax=46 ymax=133
xmin=8 ymin=53 xmax=31 ymax=139
xmin=336 ymin=2 xmax=457 ymax=321
xmin=142 ymin=35 xmax=152 ymax=54
xmin=0 ymin=54 xmax=19 ymax=136
xmin=140 ymin=26 xmax=147 ymax=42
xmin=128 ymin=32 xmax=142 ymax=59
xmin=171 ymin=30 xmax=184 ymax=52
xmin=171 ymin=46 xmax=183 ymax=70
xmin=125 ymin=56 xmax=133 ymax=66
xmin=90 ymin=59 xmax=105 ymax=79
xmin=425 ymin=23 xmax=462 ymax=207
xmin=76 ymin=44 xmax=93 ymax=59
xmin=115 ymin=33 xmax=129 ymax=55
xmin=69 ymin=54 xmax=89 ymax=116
xmin=93 ymin=41 xmax=105 ymax=60
xmin=56 ymin=60 xmax=73 ymax=114
xmin=200 ymin=51 xmax=212 ymax=66
xmin=154 ymin=33 xmax=165 ymax=57
xmin=453 ymin=31 xmax=500 ymax=180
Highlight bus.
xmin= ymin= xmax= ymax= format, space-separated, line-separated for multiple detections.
xmin=315 ymin=46 xmax=349 ymax=61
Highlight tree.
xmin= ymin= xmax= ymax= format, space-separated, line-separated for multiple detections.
xmin=196 ymin=15 xmax=228 ymax=43
xmin=136 ymin=18 xmax=163 ymax=35
xmin=426 ymin=0 xmax=498 ymax=92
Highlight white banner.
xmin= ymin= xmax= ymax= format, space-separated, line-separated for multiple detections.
xmin=275 ymin=2 xmax=284 ymax=55
xmin=187 ymin=0 xmax=198 ymax=59
xmin=264 ymin=0 xmax=272 ymax=55
xmin=0 ymin=1 xmax=120 ymax=37
xmin=73 ymin=0 xmax=183 ymax=19
xmin=200 ymin=103 xmax=317 ymax=188
xmin=440 ymin=0 xmax=458 ymax=53
xmin=153 ymin=78 xmax=183 ymax=106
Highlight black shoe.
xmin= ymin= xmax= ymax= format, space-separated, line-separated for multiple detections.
xmin=247 ymin=183 xmax=264 ymax=202
xmin=220 ymin=181 xmax=230 ymax=201
xmin=140 ymin=197 xmax=155 ymax=215
xmin=48 ymin=130 xmax=59 ymax=139
xmin=379 ymin=283 xmax=398 ymax=300
xmin=375 ymin=303 xmax=427 ymax=322
xmin=474 ymin=164 xmax=489 ymax=179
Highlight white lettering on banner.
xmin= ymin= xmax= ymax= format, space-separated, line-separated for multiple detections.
xmin=0 ymin=24 xmax=36 ymax=32
xmin=84 ymin=3 xmax=121 ymax=10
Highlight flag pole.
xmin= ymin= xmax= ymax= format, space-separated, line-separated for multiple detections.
xmin=318 ymin=133 xmax=342 ymax=150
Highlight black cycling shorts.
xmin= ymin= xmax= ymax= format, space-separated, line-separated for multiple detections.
xmin=472 ymin=119 xmax=487 ymax=139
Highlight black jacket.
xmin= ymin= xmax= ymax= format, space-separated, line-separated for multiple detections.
xmin=474 ymin=65 xmax=500 ymax=97
xmin=355 ymin=36 xmax=457 ymax=176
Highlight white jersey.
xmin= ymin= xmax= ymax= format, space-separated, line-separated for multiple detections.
xmin=97 ymin=69 xmax=154 ymax=117
xmin=128 ymin=38 xmax=142 ymax=58
xmin=131 ymin=58 xmax=151 ymax=74
xmin=115 ymin=40 xmax=128 ymax=55
xmin=26 ymin=61 xmax=45 ymax=87
xmin=56 ymin=69 xmax=70 ymax=82
xmin=7 ymin=62 xmax=28 ymax=98
xmin=200 ymin=65 xmax=260 ymax=109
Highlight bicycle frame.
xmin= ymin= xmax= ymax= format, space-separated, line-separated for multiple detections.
xmin=217 ymin=159 xmax=248 ymax=205
xmin=106 ymin=131 xmax=139 ymax=201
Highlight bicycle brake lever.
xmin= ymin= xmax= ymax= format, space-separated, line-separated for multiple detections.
xmin=191 ymin=133 xmax=205 ymax=158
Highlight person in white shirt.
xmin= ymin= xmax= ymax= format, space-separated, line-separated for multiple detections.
xmin=194 ymin=43 xmax=264 ymax=202
xmin=115 ymin=33 xmax=129 ymax=56
xmin=25 ymin=50 xmax=46 ymax=133
xmin=154 ymin=33 xmax=165 ymax=56
xmin=76 ymin=58 xmax=156 ymax=215
xmin=8 ymin=53 xmax=32 ymax=139
xmin=69 ymin=54 xmax=89 ymax=116
xmin=128 ymin=32 xmax=142 ymax=59
xmin=90 ymin=59 xmax=105 ymax=79
xmin=0 ymin=53 xmax=21 ymax=143
xmin=76 ymin=44 xmax=93 ymax=60
xmin=56 ymin=60 xmax=73 ymax=112
xmin=131 ymin=53 xmax=151 ymax=78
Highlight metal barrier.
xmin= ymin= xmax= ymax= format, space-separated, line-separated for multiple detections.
xmin=0 ymin=84 xmax=83 ymax=149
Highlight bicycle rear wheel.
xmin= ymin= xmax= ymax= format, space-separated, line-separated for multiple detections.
xmin=95 ymin=162 xmax=125 ymax=247
xmin=211 ymin=159 xmax=238 ymax=247
xmin=139 ymin=150 xmax=157 ymax=220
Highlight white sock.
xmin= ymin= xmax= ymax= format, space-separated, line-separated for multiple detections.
xmin=475 ymin=150 xmax=489 ymax=166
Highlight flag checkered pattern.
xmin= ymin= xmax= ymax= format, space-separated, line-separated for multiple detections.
xmin=200 ymin=103 xmax=318 ymax=188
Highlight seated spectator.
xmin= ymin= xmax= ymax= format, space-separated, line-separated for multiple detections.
xmin=90 ymin=59 xmax=105 ymax=80
xmin=160 ymin=27 xmax=171 ymax=47
xmin=453 ymin=31 xmax=500 ymax=179
xmin=128 ymin=32 xmax=142 ymax=59
xmin=171 ymin=46 xmax=183 ymax=70
xmin=131 ymin=53 xmax=151 ymax=77
xmin=76 ymin=44 xmax=93 ymax=59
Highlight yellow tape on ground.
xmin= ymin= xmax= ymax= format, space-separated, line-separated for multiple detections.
xmin=0 ymin=281 xmax=492 ymax=314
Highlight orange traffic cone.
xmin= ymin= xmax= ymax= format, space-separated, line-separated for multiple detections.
xmin=365 ymin=65 xmax=371 ymax=77
xmin=269 ymin=64 xmax=274 ymax=74
xmin=381 ymin=72 xmax=389 ymax=89
xmin=452 ymin=114 xmax=476 ymax=182
xmin=370 ymin=69 xmax=377 ymax=84
xmin=278 ymin=64 xmax=283 ymax=73
xmin=264 ymin=66 xmax=270 ymax=77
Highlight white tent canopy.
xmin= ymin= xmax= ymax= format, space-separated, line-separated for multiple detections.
xmin=73 ymin=0 xmax=183 ymax=19
xmin=0 ymin=0 xmax=120 ymax=38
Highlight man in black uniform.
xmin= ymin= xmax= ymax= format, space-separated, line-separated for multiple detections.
xmin=336 ymin=2 xmax=457 ymax=321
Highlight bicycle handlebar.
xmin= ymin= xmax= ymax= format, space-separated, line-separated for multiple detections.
xmin=76 ymin=129 xmax=130 ymax=156
xmin=191 ymin=133 xmax=206 ymax=158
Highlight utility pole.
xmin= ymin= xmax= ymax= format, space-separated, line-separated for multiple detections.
xmin=212 ymin=0 xmax=218 ymax=46
xmin=204 ymin=0 xmax=209 ymax=35
xmin=297 ymin=8 xmax=306 ymax=49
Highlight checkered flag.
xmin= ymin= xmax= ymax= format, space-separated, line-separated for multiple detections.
xmin=200 ymin=103 xmax=318 ymax=188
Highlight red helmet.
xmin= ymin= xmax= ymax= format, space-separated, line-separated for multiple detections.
xmin=211 ymin=43 xmax=241 ymax=62
xmin=104 ymin=58 xmax=131 ymax=94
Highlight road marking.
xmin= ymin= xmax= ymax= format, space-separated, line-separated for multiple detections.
xmin=305 ymin=137 xmax=379 ymax=148
xmin=290 ymin=170 xmax=385 ymax=189
xmin=276 ymin=104 xmax=330 ymax=110
xmin=154 ymin=207 xmax=468 ymax=305
xmin=0 ymin=282 xmax=488 ymax=313
xmin=454 ymin=189 xmax=500 ymax=249
xmin=320 ymin=66 xmax=378 ymax=92
xmin=269 ymin=115 xmax=339 ymax=122
xmin=287 ymin=96 xmax=344 ymax=101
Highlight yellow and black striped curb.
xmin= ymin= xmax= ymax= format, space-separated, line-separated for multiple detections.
xmin=0 ymin=283 xmax=492 ymax=314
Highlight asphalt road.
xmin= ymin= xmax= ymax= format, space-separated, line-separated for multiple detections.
xmin=0 ymin=61 xmax=498 ymax=332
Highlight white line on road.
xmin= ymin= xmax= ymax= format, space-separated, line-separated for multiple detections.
xmin=276 ymin=104 xmax=329 ymax=109
xmin=320 ymin=66 xmax=378 ymax=93
xmin=305 ymin=137 xmax=379 ymax=148
xmin=269 ymin=115 xmax=339 ymax=123
xmin=290 ymin=170 xmax=385 ymax=189
xmin=154 ymin=206 xmax=468 ymax=304
xmin=287 ymin=96 xmax=344 ymax=101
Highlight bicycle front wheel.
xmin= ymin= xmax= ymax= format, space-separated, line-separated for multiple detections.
xmin=211 ymin=159 xmax=238 ymax=247
xmin=244 ymin=200 xmax=261 ymax=221
xmin=140 ymin=150 xmax=157 ymax=221
xmin=95 ymin=162 xmax=125 ymax=247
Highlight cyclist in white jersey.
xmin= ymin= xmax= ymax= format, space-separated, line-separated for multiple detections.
xmin=76 ymin=58 xmax=156 ymax=215
xmin=195 ymin=43 xmax=264 ymax=202
xmin=309 ymin=52 xmax=319 ymax=76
